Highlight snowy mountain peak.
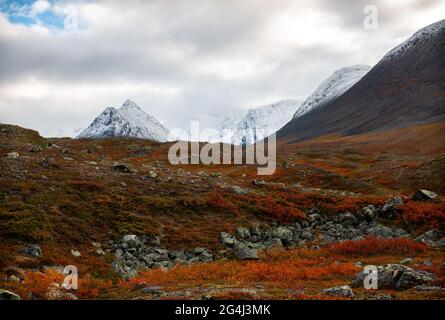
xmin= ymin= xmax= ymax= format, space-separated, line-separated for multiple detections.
xmin=232 ymin=99 xmax=301 ymax=145
xmin=121 ymin=99 xmax=141 ymax=111
xmin=382 ymin=19 xmax=445 ymax=62
xmin=77 ymin=100 xmax=169 ymax=142
xmin=292 ymin=64 xmax=371 ymax=119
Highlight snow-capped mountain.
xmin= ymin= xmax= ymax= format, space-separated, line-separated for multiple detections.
xmin=232 ymin=100 xmax=301 ymax=145
xmin=292 ymin=65 xmax=371 ymax=119
xmin=168 ymin=114 xmax=242 ymax=143
xmin=278 ymin=19 xmax=445 ymax=142
xmin=77 ymin=100 xmax=169 ymax=142
xmin=382 ymin=19 xmax=445 ymax=62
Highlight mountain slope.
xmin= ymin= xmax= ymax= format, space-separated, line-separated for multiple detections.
xmin=278 ymin=20 xmax=445 ymax=143
xmin=292 ymin=65 xmax=371 ymax=119
xmin=232 ymin=100 xmax=301 ymax=145
xmin=77 ymin=100 xmax=169 ymax=142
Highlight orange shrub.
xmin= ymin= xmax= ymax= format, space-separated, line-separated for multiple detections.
xmin=399 ymin=201 xmax=445 ymax=229
xmin=329 ymin=237 xmax=427 ymax=256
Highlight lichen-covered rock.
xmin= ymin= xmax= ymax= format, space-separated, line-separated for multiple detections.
xmin=0 ymin=289 xmax=21 ymax=300
xmin=235 ymin=246 xmax=259 ymax=260
xmin=22 ymin=244 xmax=42 ymax=258
xmin=352 ymin=264 xmax=436 ymax=290
xmin=322 ymin=285 xmax=354 ymax=298
xmin=412 ymin=189 xmax=439 ymax=202
xmin=220 ymin=232 xmax=237 ymax=246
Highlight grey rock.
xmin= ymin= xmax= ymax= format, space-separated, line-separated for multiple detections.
xmin=322 ymin=285 xmax=354 ymax=298
xmin=412 ymin=189 xmax=439 ymax=202
xmin=23 ymin=244 xmax=42 ymax=258
xmin=232 ymin=186 xmax=249 ymax=195
xmin=352 ymin=264 xmax=436 ymax=290
xmin=366 ymin=225 xmax=394 ymax=238
xmin=381 ymin=197 xmax=403 ymax=218
xmin=399 ymin=258 xmax=413 ymax=265
xmin=263 ymin=238 xmax=283 ymax=249
xmin=220 ymin=232 xmax=237 ymax=247
xmin=415 ymin=229 xmax=441 ymax=243
xmin=7 ymin=152 xmax=19 ymax=159
xmin=113 ymin=163 xmax=132 ymax=173
xmin=271 ymin=226 xmax=293 ymax=243
xmin=361 ymin=205 xmax=377 ymax=222
xmin=236 ymin=227 xmax=251 ymax=240
xmin=414 ymin=285 xmax=443 ymax=292
xmin=235 ymin=246 xmax=259 ymax=260
xmin=0 ymin=289 xmax=21 ymax=300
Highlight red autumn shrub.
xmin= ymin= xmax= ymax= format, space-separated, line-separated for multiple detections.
xmin=399 ymin=201 xmax=445 ymax=229
xmin=329 ymin=237 xmax=427 ymax=256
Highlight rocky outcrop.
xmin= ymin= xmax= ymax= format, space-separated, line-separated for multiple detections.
xmin=352 ymin=264 xmax=436 ymax=290
xmin=219 ymin=201 xmax=411 ymax=256
xmin=111 ymin=235 xmax=213 ymax=279
xmin=412 ymin=189 xmax=439 ymax=202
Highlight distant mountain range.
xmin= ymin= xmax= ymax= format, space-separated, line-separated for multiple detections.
xmin=77 ymin=20 xmax=445 ymax=146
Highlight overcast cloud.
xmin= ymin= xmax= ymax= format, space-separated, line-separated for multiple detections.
xmin=0 ymin=0 xmax=444 ymax=137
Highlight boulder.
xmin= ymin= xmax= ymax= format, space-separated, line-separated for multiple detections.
xmin=271 ymin=226 xmax=293 ymax=243
xmin=380 ymin=197 xmax=403 ymax=218
xmin=236 ymin=227 xmax=251 ymax=240
xmin=366 ymin=225 xmax=394 ymax=238
xmin=0 ymin=289 xmax=21 ymax=300
xmin=71 ymin=250 xmax=81 ymax=258
xmin=322 ymin=285 xmax=354 ymax=298
xmin=232 ymin=186 xmax=249 ymax=195
xmin=235 ymin=246 xmax=259 ymax=260
xmin=113 ymin=163 xmax=132 ymax=173
xmin=220 ymin=232 xmax=237 ymax=247
xmin=23 ymin=244 xmax=42 ymax=258
xmin=415 ymin=229 xmax=441 ymax=244
xmin=7 ymin=152 xmax=19 ymax=159
xmin=352 ymin=264 xmax=436 ymax=290
xmin=361 ymin=205 xmax=377 ymax=222
xmin=412 ymin=189 xmax=439 ymax=202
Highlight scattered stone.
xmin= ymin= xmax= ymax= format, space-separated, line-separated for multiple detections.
xmin=46 ymin=283 xmax=78 ymax=300
xmin=141 ymin=286 xmax=163 ymax=294
xmin=220 ymin=232 xmax=237 ymax=247
xmin=412 ymin=189 xmax=439 ymax=202
xmin=29 ymin=145 xmax=43 ymax=152
xmin=113 ymin=163 xmax=131 ymax=173
xmin=7 ymin=152 xmax=19 ymax=159
xmin=232 ymin=186 xmax=249 ymax=195
xmin=399 ymin=258 xmax=413 ymax=265
xmin=414 ymin=285 xmax=443 ymax=292
xmin=415 ymin=229 xmax=441 ymax=244
xmin=148 ymin=171 xmax=158 ymax=178
xmin=251 ymin=179 xmax=266 ymax=187
xmin=352 ymin=264 xmax=436 ymax=290
xmin=71 ymin=250 xmax=81 ymax=258
xmin=380 ymin=197 xmax=403 ymax=218
xmin=23 ymin=244 xmax=42 ymax=258
xmin=422 ymin=259 xmax=432 ymax=267
xmin=0 ymin=289 xmax=21 ymax=300
xmin=322 ymin=285 xmax=354 ymax=298
xmin=236 ymin=227 xmax=251 ymax=240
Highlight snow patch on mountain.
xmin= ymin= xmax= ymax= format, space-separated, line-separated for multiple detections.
xmin=77 ymin=100 xmax=169 ymax=142
xmin=232 ymin=100 xmax=301 ymax=145
xmin=168 ymin=114 xmax=242 ymax=143
xmin=382 ymin=19 xmax=445 ymax=62
xmin=292 ymin=65 xmax=371 ymax=119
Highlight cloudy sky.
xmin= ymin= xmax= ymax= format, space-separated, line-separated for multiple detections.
xmin=0 ymin=0 xmax=444 ymax=137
